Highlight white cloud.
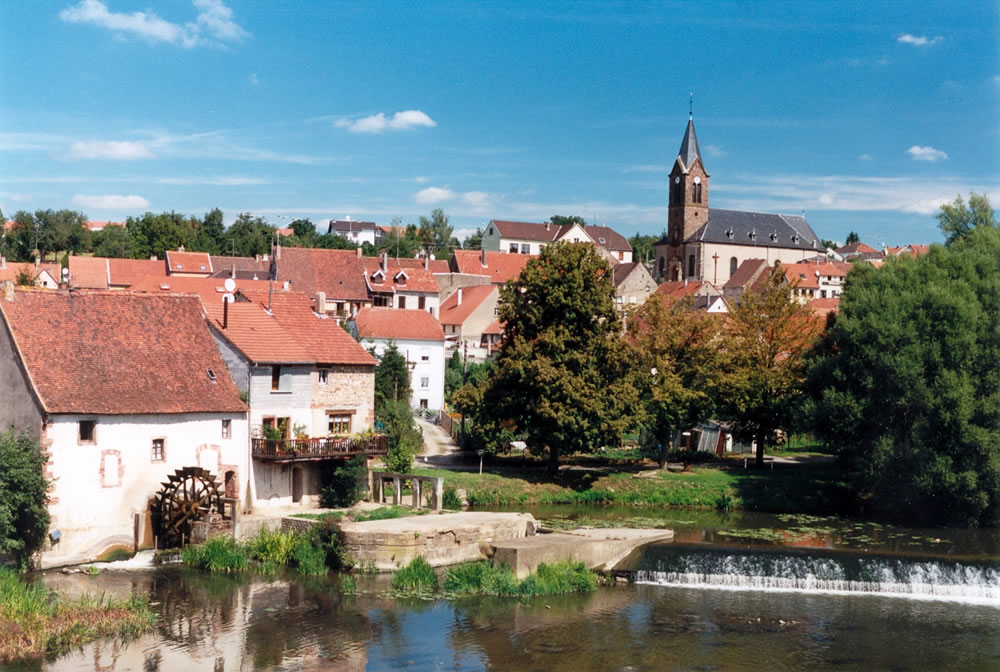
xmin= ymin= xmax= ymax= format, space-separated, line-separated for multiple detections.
xmin=704 ymin=144 xmax=727 ymax=157
xmin=818 ymin=193 xmax=835 ymax=206
xmin=858 ymin=153 xmax=873 ymax=161
xmin=71 ymin=194 xmax=149 ymax=209
xmin=901 ymin=198 xmax=950 ymax=215
xmin=897 ymin=33 xmax=942 ymax=47
xmin=906 ymin=145 xmax=948 ymax=162
xmin=415 ymin=187 xmax=456 ymax=204
xmin=68 ymin=140 xmax=154 ymax=160
xmin=461 ymin=191 xmax=492 ymax=208
xmin=335 ymin=110 xmax=436 ymax=134
xmin=58 ymin=0 xmax=248 ymax=48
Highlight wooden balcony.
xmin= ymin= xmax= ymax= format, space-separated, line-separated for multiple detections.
xmin=251 ymin=435 xmax=389 ymax=462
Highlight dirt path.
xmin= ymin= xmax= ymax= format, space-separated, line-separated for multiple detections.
xmin=415 ymin=417 xmax=460 ymax=458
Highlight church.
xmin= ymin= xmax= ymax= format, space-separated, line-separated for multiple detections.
xmin=653 ymin=115 xmax=823 ymax=286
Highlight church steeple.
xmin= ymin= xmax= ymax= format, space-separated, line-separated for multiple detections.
xmin=677 ymin=117 xmax=703 ymax=173
xmin=660 ymin=109 xmax=710 ymax=281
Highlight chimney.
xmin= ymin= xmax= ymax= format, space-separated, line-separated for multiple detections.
xmin=424 ymin=255 xmax=429 ymax=270
xmin=34 ymin=256 xmax=40 ymax=270
xmin=356 ymin=246 xmax=362 ymax=258
xmin=380 ymin=251 xmax=388 ymax=272
xmin=178 ymin=244 xmax=185 ymax=252
xmin=315 ymin=291 xmax=326 ymax=314
xmin=481 ymin=247 xmax=487 ymax=267
xmin=1 ymin=280 xmax=14 ymax=302
xmin=231 ymin=265 xmax=236 ymax=279
xmin=150 ymin=255 xmax=157 ymax=261
xmin=457 ymin=288 xmax=463 ymax=306
xmin=545 ymin=221 xmax=551 ymax=231
xmin=0 ymin=256 xmax=5 ymax=270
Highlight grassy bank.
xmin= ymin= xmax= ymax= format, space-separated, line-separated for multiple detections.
xmin=390 ymin=557 xmax=597 ymax=598
xmin=412 ymin=460 xmax=852 ymax=516
xmin=0 ymin=569 xmax=155 ymax=663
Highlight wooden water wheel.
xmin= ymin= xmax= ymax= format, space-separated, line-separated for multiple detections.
xmin=153 ymin=467 xmax=224 ymax=549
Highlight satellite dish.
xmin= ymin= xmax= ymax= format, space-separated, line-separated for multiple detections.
xmin=224 ymin=278 xmax=236 ymax=292
xmin=224 ymin=293 xmax=235 ymax=304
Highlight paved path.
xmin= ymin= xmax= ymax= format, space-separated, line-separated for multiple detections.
xmin=414 ymin=417 xmax=464 ymax=467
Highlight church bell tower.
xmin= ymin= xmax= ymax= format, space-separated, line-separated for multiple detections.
xmin=661 ymin=111 xmax=709 ymax=281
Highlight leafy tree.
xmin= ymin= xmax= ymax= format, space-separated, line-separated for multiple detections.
xmin=5 ymin=210 xmax=89 ymax=261
xmin=290 ymin=218 xmax=316 ymax=240
xmin=374 ymin=342 xmax=411 ymax=409
xmin=476 ymin=242 xmax=640 ymax=475
xmin=820 ymin=239 xmax=837 ymax=250
xmin=417 ymin=208 xmax=457 ymax=260
xmin=627 ymin=295 xmax=725 ymax=466
xmin=445 ymin=350 xmax=464 ymax=402
xmin=378 ymin=400 xmax=422 ymax=473
xmin=126 ymin=211 xmax=199 ymax=259
xmin=807 ymin=227 xmax=1000 ymax=526
xmin=936 ymin=192 xmax=998 ymax=245
xmin=190 ymin=208 xmax=226 ymax=255
xmin=462 ymin=228 xmax=484 ymax=250
xmin=378 ymin=218 xmax=421 ymax=258
xmin=225 ymin=212 xmax=275 ymax=257
xmin=91 ymin=224 xmax=139 ymax=258
xmin=845 ymin=231 xmax=860 ymax=245
xmin=720 ymin=269 xmax=823 ymax=466
xmin=628 ymin=233 xmax=659 ymax=264
xmin=0 ymin=430 xmax=50 ymax=567
xmin=550 ymin=214 xmax=588 ymax=228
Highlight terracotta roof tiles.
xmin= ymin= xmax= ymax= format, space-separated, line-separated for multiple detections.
xmin=354 ymin=307 xmax=445 ymax=342
xmin=452 ymin=249 xmax=530 ymax=284
xmin=438 ymin=285 xmax=497 ymax=326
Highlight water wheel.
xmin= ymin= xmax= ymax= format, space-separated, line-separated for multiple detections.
xmin=153 ymin=467 xmax=224 ymax=549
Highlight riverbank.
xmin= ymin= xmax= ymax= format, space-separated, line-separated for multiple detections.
xmin=0 ymin=569 xmax=154 ymax=664
xmin=413 ymin=458 xmax=853 ymax=515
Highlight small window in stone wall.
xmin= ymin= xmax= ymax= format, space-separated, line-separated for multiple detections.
xmin=79 ymin=420 xmax=96 ymax=443
xmin=151 ymin=438 xmax=165 ymax=462
xmin=318 ymin=368 xmax=329 ymax=384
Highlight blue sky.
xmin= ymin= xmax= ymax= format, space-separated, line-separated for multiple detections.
xmin=2 ymin=1 xmax=997 ymax=247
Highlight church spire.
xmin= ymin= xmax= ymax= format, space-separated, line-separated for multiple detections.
xmin=677 ymin=114 xmax=702 ymax=173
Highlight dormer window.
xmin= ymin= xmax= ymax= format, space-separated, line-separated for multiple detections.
xmin=769 ymin=231 xmax=778 ymax=242
xmin=394 ymin=271 xmax=407 ymax=286
xmin=749 ymin=229 xmax=757 ymax=242
xmin=725 ymin=228 xmax=734 ymax=240
xmin=598 ymin=237 xmax=606 ymax=244
xmin=792 ymin=235 xmax=800 ymax=244
xmin=372 ymin=270 xmax=384 ymax=285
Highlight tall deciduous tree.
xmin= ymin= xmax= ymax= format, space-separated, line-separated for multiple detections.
xmin=721 ymin=269 xmax=823 ymax=466
xmin=936 ymin=192 xmax=998 ymax=244
xmin=417 ymin=208 xmax=457 ymax=260
xmin=374 ymin=342 xmax=411 ymax=409
xmin=807 ymin=226 xmax=1000 ymax=527
xmin=190 ymin=208 xmax=226 ymax=254
xmin=126 ymin=211 xmax=199 ymax=259
xmin=478 ymin=242 xmax=639 ymax=475
xmin=550 ymin=214 xmax=588 ymax=228
xmin=0 ymin=430 xmax=50 ymax=567
xmin=225 ymin=213 xmax=274 ymax=257
xmin=628 ymin=295 xmax=725 ymax=466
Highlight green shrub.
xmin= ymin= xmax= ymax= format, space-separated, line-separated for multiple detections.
xmin=443 ymin=561 xmax=519 ymax=596
xmin=390 ymin=556 xmax=438 ymax=593
xmin=340 ymin=574 xmax=358 ymax=594
xmin=291 ymin=535 xmax=328 ymax=576
xmin=290 ymin=518 xmax=353 ymax=575
xmin=518 ymin=562 xmax=596 ymax=596
xmin=247 ymin=528 xmax=297 ymax=566
xmin=0 ymin=430 xmax=51 ymax=567
xmin=182 ymin=537 xmax=248 ymax=573
xmin=320 ymin=454 xmax=369 ymax=508
xmin=442 ymin=487 xmax=463 ymax=509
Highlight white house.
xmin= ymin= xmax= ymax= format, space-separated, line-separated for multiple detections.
xmin=327 ymin=218 xmax=382 ymax=247
xmin=353 ymin=307 xmax=446 ymax=411
xmin=0 ymin=287 xmax=248 ymax=567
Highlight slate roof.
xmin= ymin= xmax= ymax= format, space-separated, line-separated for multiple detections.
xmin=677 ymin=117 xmax=703 ymax=172
xmin=451 ymin=250 xmax=530 ymax=284
xmin=327 ymin=219 xmax=379 ymax=233
xmin=611 ymin=262 xmax=642 ymax=287
xmin=354 ymin=307 xmax=445 ymax=342
xmin=0 ymin=290 xmax=247 ymax=414
xmin=166 ymin=250 xmax=213 ymax=274
xmin=276 ymin=247 xmax=369 ymax=302
xmin=691 ymin=209 xmax=821 ymax=250
xmin=204 ymin=290 xmax=375 ymax=366
xmin=438 ymin=285 xmax=497 ymax=326
xmin=587 ymin=225 xmax=631 ymax=253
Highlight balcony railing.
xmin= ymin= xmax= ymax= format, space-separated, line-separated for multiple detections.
xmin=251 ymin=435 xmax=389 ymax=461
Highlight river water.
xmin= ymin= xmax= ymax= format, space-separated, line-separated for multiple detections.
xmin=17 ymin=509 xmax=1000 ymax=672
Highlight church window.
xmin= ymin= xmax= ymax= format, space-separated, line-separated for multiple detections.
xmin=658 ymin=257 xmax=665 ymax=277
xmin=672 ymin=177 xmax=683 ymax=205
xmin=688 ymin=255 xmax=696 ymax=277
xmin=692 ymin=177 xmax=702 ymax=203
xmin=730 ymin=257 xmax=738 ymax=275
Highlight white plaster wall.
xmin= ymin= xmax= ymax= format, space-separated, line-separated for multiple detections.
xmin=43 ymin=412 xmax=248 ymax=566
xmin=251 ymin=461 xmax=323 ymax=510
xmin=395 ymin=290 xmax=440 ymax=318
xmin=693 ymin=241 xmax=815 ymax=287
xmin=368 ymin=337 xmax=445 ymax=411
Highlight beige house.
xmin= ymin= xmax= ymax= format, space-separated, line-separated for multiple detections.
xmin=612 ymin=262 xmax=656 ymax=313
xmin=438 ymin=284 xmax=500 ymax=361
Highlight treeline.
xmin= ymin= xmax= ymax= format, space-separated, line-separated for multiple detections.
xmin=454 ymin=194 xmax=999 ymax=528
xmin=0 ymin=207 xmax=461 ymax=263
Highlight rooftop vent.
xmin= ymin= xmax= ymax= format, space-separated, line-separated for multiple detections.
xmin=207 ymin=369 xmax=217 ymax=383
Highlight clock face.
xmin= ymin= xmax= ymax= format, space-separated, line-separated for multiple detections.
xmin=674 ymin=177 xmax=680 ymax=184
xmin=693 ymin=177 xmax=701 ymax=184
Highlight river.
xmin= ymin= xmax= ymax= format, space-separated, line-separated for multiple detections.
xmin=16 ymin=508 xmax=1000 ymax=671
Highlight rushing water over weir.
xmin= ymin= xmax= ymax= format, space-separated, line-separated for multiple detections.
xmin=633 ymin=544 xmax=1000 ymax=604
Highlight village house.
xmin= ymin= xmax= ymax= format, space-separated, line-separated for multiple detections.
xmin=612 ymin=261 xmax=657 ymax=313
xmin=326 ymin=218 xmax=382 ymax=247
xmin=276 ymin=246 xmax=371 ymax=318
xmin=654 ymin=115 xmax=823 ymax=285
xmin=480 ymin=219 xmax=633 ymax=265
xmin=352 ymin=307 xmax=446 ymax=411
xmin=165 ymin=249 xmax=213 ymax=277
xmin=438 ymin=284 xmax=501 ymax=361
xmin=203 ymin=288 xmax=377 ymax=509
xmin=0 ymin=287 xmax=249 ymax=567
xmin=0 ymin=256 xmax=60 ymax=288
xmin=362 ymin=252 xmax=442 ymax=317
xmin=780 ymin=261 xmax=849 ymax=301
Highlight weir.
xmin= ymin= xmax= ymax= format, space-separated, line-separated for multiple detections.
xmin=625 ymin=543 xmax=1000 ymax=604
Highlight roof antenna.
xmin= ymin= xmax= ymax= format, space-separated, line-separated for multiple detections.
xmin=689 ymin=92 xmax=693 ymax=120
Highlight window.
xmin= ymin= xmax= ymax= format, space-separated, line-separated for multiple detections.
xmin=327 ymin=412 xmax=352 ymax=435
xmin=692 ymin=177 xmax=702 ymax=203
xmin=629 ymin=296 xmax=637 ymax=304
xmin=418 ymin=295 xmax=426 ymax=310
xmin=373 ymin=295 xmax=390 ymax=307
xmin=730 ymin=257 xmax=738 ymax=275
xmin=222 ymin=419 xmax=232 ymax=439
xmin=509 ymin=243 xmax=519 ymax=253
xmin=419 ymin=399 xmax=429 ymax=409
xmin=688 ymin=254 xmax=696 ymax=277
xmin=271 ymin=366 xmax=281 ymax=391
xmin=521 ymin=243 xmax=530 ymax=254
xmin=616 ymin=295 xmax=623 ymax=304
xmin=318 ymin=367 xmax=329 ymax=384
xmin=488 ymin=227 xmax=493 ymax=236
xmin=420 ymin=376 xmax=429 ymax=388
xmin=398 ymin=295 xmax=406 ymax=309
xmin=79 ymin=420 xmax=96 ymax=443
xmin=151 ymin=438 xmax=165 ymax=462
xmin=420 ymin=349 xmax=430 ymax=361
xmin=618 ymin=251 xmax=624 ymax=260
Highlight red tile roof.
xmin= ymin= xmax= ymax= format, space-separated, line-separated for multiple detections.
xmin=166 ymin=250 xmax=213 ymax=274
xmin=68 ymin=256 xmax=109 ymax=288
xmin=354 ymin=307 xmax=445 ymax=342
xmin=0 ymin=290 xmax=246 ymax=414
xmin=587 ymin=226 xmax=631 ymax=252
xmin=362 ymin=257 xmax=440 ymax=294
xmin=654 ymin=281 xmax=704 ymax=298
xmin=108 ymin=258 xmax=168 ymax=287
xmin=482 ymin=319 xmax=504 ymax=335
xmin=204 ymin=290 xmax=375 ymax=366
xmin=780 ymin=262 xmax=848 ymax=290
xmin=0 ymin=262 xmax=60 ymax=286
xmin=130 ymin=275 xmax=274 ymax=305
xmin=85 ymin=221 xmax=123 ymax=231
xmin=808 ymin=297 xmax=840 ymax=317
xmin=490 ymin=220 xmax=564 ymax=242
xmin=452 ymin=249 xmax=530 ymax=284
xmin=395 ymin=257 xmax=451 ymax=274
xmin=439 ymin=285 xmax=497 ymax=326
xmin=276 ymin=247 xmax=370 ymax=302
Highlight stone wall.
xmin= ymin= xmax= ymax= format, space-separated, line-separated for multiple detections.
xmin=310 ymin=364 xmax=375 ymax=434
